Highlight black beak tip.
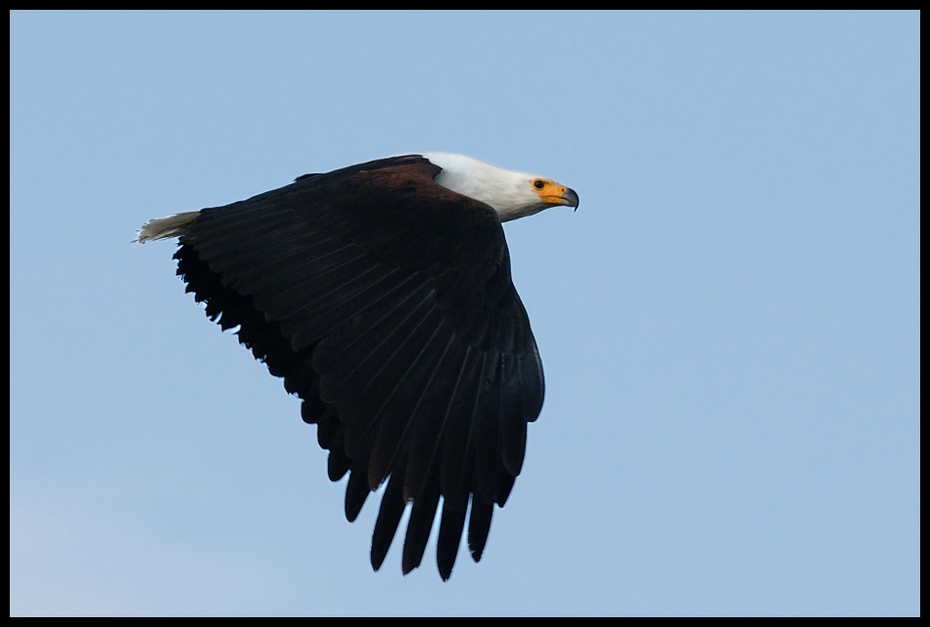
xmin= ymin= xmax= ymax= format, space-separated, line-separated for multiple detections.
xmin=565 ymin=187 xmax=579 ymax=211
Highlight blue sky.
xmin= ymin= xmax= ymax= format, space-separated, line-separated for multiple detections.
xmin=10 ymin=11 xmax=919 ymax=616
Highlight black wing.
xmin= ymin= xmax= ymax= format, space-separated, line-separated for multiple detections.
xmin=174 ymin=155 xmax=544 ymax=579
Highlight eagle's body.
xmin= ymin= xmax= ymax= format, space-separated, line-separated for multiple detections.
xmin=138 ymin=153 xmax=577 ymax=579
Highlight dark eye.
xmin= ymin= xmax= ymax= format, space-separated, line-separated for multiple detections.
xmin=534 ymin=180 xmax=545 ymax=189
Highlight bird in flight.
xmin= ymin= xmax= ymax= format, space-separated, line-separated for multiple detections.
xmin=137 ymin=152 xmax=578 ymax=579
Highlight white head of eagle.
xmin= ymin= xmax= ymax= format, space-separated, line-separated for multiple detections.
xmin=422 ymin=152 xmax=579 ymax=221
xmin=137 ymin=153 xmax=578 ymax=580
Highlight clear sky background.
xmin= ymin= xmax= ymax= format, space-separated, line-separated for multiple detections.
xmin=10 ymin=11 xmax=919 ymax=616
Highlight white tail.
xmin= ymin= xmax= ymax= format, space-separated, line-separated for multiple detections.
xmin=135 ymin=211 xmax=200 ymax=243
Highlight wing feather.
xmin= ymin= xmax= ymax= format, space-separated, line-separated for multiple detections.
xmin=473 ymin=353 xmax=503 ymax=503
xmin=402 ymin=334 xmax=468 ymax=501
xmin=436 ymin=491 xmax=469 ymax=581
xmin=344 ymin=458 xmax=371 ymax=523
xmin=367 ymin=326 xmax=456 ymax=491
xmin=401 ymin=470 xmax=442 ymax=574
xmin=370 ymin=458 xmax=407 ymax=571
xmin=467 ymin=493 xmax=494 ymax=562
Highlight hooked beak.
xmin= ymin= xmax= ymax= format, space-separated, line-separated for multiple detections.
xmin=538 ymin=183 xmax=580 ymax=212
xmin=562 ymin=187 xmax=580 ymax=212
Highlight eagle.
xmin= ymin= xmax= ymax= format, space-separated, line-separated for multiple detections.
xmin=137 ymin=152 xmax=579 ymax=580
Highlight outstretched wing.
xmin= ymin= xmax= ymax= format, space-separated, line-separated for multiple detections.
xmin=174 ymin=155 xmax=544 ymax=579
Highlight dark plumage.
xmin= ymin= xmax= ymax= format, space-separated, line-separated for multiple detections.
xmin=139 ymin=153 xmax=577 ymax=579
